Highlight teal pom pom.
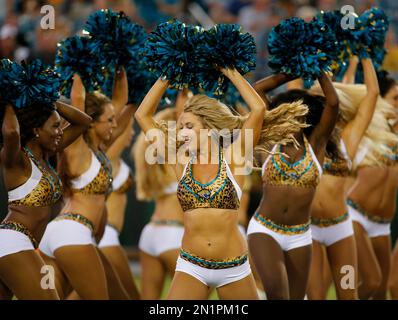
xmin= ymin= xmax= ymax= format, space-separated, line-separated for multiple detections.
xmin=144 ymin=20 xmax=204 ymax=90
xmin=352 ymin=7 xmax=389 ymax=59
xmin=314 ymin=10 xmax=357 ymax=73
xmin=268 ymin=17 xmax=338 ymax=88
xmin=196 ymin=24 xmax=256 ymax=94
xmin=55 ymin=35 xmax=105 ymax=98
xmin=0 ymin=59 xmax=60 ymax=109
xmin=84 ymin=9 xmax=147 ymax=67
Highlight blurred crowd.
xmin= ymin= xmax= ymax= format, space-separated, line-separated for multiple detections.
xmin=1 ymin=0 xmax=397 ymax=81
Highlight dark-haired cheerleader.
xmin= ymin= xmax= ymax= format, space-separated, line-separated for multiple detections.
xmin=307 ymin=57 xmax=379 ymax=300
xmin=249 ymin=71 xmax=339 ymax=300
xmin=0 ymin=68 xmax=92 ymax=299
xmin=39 ymin=71 xmax=135 ymax=300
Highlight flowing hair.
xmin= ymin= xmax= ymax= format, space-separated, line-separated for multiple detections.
xmin=310 ymin=82 xmax=398 ymax=168
xmin=183 ymin=94 xmax=309 ymax=156
xmin=132 ymin=108 xmax=178 ymax=201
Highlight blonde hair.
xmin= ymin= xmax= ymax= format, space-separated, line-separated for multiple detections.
xmin=132 ymin=108 xmax=177 ymax=201
xmin=184 ymin=94 xmax=309 ymax=155
xmin=310 ymin=82 xmax=398 ymax=168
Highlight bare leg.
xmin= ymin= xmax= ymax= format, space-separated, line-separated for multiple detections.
xmin=140 ymin=250 xmax=166 ymax=299
xmin=0 ymin=279 xmax=13 ymax=300
xmin=0 ymin=251 xmax=59 ymax=300
xmin=370 ymin=235 xmax=391 ymax=300
xmin=353 ymin=222 xmax=382 ymax=299
xmin=167 ymin=271 xmax=210 ymax=300
xmin=285 ymin=244 xmax=312 ymax=300
xmin=39 ymin=251 xmax=73 ymax=299
xmin=100 ymin=246 xmax=140 ymax=299
xmin=388 ymin=241 xmax=398 ymax=299
xmin=326 ymin=236 xmax=358 ymax=300
xmin=217 ymin=274 xmax=259 ymax=300
xmin=307 ymin=241 xmax=327 ymax=300
xmin=248 ymin=233 xmax=289 ymax=299
xmin=97 ymin=248 xmax=130 ymax=300
xmin=54 ymin=245 xmax=109 ymax=300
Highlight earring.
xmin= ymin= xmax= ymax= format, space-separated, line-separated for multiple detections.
xmin=35 ymin=133 xmax=39 ymax=138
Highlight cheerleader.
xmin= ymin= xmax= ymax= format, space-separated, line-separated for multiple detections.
xmin=249 ymin=71 xmax=339 ymax=299
xmin=135 ymin=61 xmax=308 ymax=298
xmin=0 ymin=64 xmax=91 ymax=299
xmin=39 ymin=71 xmax=135 ymax=299
xmin=133 ymin=107 xmax=185 ymax=300
xmin=97 ymin=115 xmax=140 ymax=300
xmin=307 ymin=57 xmax=379 ymax=300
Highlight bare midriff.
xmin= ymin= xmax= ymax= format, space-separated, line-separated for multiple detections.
xmin=182 ymin=208 xmax=246 ymax=260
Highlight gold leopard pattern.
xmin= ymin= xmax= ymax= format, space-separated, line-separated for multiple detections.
xmin=323 ymin=155 xmax=351 ymax=177
xmin=177 ymin=153 xmax=240 ymax=212
xmin=263 ymin=137 xmax=320 ymax=189
xmin=9 ymin=152 xmax=62 ymax=207
xmin=72 ymin=151 xmax=113 ymax=195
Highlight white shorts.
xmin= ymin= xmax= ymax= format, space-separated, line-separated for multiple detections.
xmin=98 ymin=225 xmax=120 ymax=248
xmin=0 ymin=229 xmax=35 ymax=258
xmin=138 ymin=222 xmax=184 ymax=257
xmin=39 ymin=219 xmax=95 ymax=258
xmin=311 ymin=214 xmax=354 ymax=246
xmin=348 ymin=205 xmax=391 ymax=238
xmin=247 ymin=215 xmax=312 ymax=251
xmin=175 ymin=256 xmax=252 ymax=288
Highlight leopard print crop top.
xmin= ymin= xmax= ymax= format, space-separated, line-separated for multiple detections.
xmin=262 ymin=136 xmax=322 ymax=189
xmin=177 ymin=150 xmax=242 ymax=212
xmin=111 ymin=160 xmax=133 ymax=194
xmin=8 ymin=147 xmax=62 ymax=207
xmin=323 ymin=139 xmax=352 ymax=177
xmin=70 ymin=149 xmax=113 ymax=195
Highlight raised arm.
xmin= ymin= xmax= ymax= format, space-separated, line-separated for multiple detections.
xmin=253 ymin=73 xmax=297 ymax=105
xmin=341 ymin=58 xmax=379 ymax=159
xmin=62 ymin=74 xmax=88 ymax=154
xmin=310 ymin=72 xmax=339 ymax=152
xmin=175 ymin=89 xmax=190 ymax=119
xmin=1 ymin=104 xmax=23 ymax=167
xmin=342 ymin=56 xmax=359 ymax=84
xmin=103 ymin=104 xmax=136 ymax=151
xmin=134 ymin=78 xmax=169 ymax=133
xmin=111 ymin=67 xmax=128 ymax=113
xmin=55 ymin=101 xmax=92 ymax=151
xmin=222 ymin=68 xmax=265 ymax=150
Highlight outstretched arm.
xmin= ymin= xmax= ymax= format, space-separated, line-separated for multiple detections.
xmin=111 ymin=67 xmax=128 ymax=112
xmin=310 ymin=72 xmax=339 ymax=152
xmin=134 ymin=78 xmax=169 ymax=133
xmin=342 ymin=58 xmax=379 ymax=159
xmin=253 ymin=73 xmax=297 ymax=105
xmin=342 ymin=56 xmax=359 ymax=84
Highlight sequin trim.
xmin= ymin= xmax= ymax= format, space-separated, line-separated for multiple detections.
xmin=179 ymin=248 xmax=247 ymax=269
xmin=347 ymin=199 xmax=392 ymax=224
xmin=311 ymin=212 xmax=349 ymax=227
xmin=54 ymin=213 xmax=94 ymax=232
xmin=0 ymin=220 xmax=38 ymax=248
xmin=254 ymin=212 xmax=310 ymax=235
